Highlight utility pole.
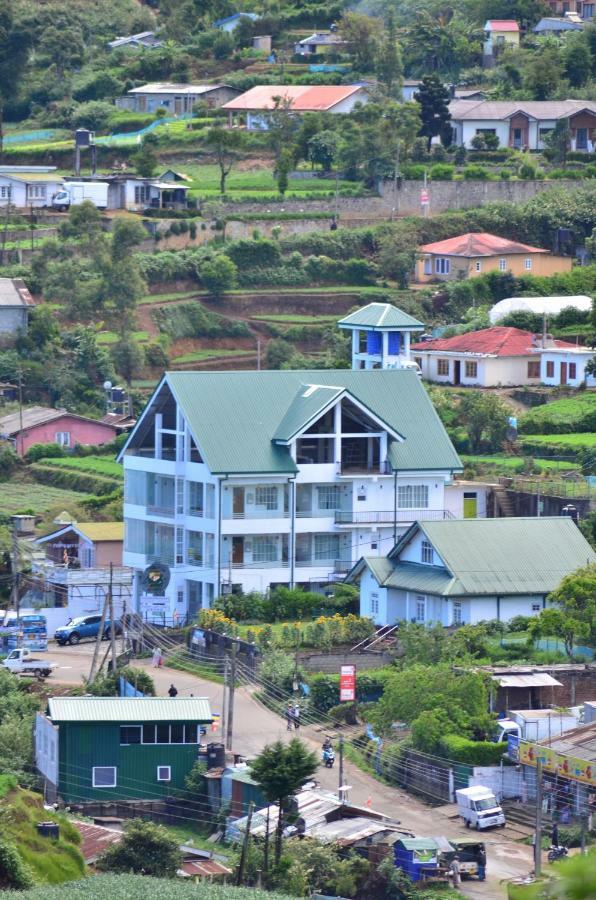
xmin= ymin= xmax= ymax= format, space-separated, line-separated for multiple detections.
xmin=263 ymin=803 xmax=270 ymax=883
xmin=236 ymin=800 xmax=254 ymax=886
xmin=108 ymin=562 xmax=118 ymax=674
xmin=338 ymin=735 xmax=345 ymax=804
xmin=222 ymin=654 xmax=229 ymax=740
xmin=17 ymin=368 xmax=23 ymax=457
xmin=226 ymin=640 xmax=237 ymax=751
xmin=89 ymin=591 xmax=110 ymax=684
xmin=580 ymin=814 xmax=587 ymax=855
xmin=534 ymin=760 xmax=543 ymax=877
xmin=10 ymin=516 xmax=20 ymax=630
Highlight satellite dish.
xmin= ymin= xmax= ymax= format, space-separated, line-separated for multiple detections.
xmin=103 ymin=380 xmax=113 ymax=390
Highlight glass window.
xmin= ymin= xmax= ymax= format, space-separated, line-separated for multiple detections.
xmin=185 ymin=723 xmax=198 ymax=743
xmin=252 ymin=536 xmax=277 ymax=563
xmin=499 ymin=258 xmax=507 ymax=271
xmin=398 ymin=485 xmax=429 ymax=509
xmin=423 ymin=258 xmax=432 ymax=275
xmin=317 ymin=485 xmax=340 ymax=511
xmin=143 ymin=724 xmax=156 ymax=744
xmin=187 ymin=530 xmax=203 ymax=565
xmin=421 ymin=540 xmax=434 ymax=564
xmin=532 ymin=603 xmax=541 ymax=612
xmin=415 ymin=596 xmax=426 ymax=623
xmin=170 ymin=723 xmax=184 ymax=744
xmin=314 ymin=533 xmax=340 ymax=561
xmin=474 ymin=261 xmax=481 ymax=272
xmin=453 ymin=601 xmax=462 ymax=625
xmin=120 ymin=726 xmax=142 ymax=745
xmin=435 ymin=257 xmax=450 ymax=275
xmin=370 ymin=593 xmax=379 ymax=616
xmin=465 ymin=361 xmax=478 ymax=378
xmin=93 ymin=767 xmax=116 ymax=787
xmin=569 ymin=363 xmax=577 ymax=379
xmin=189 ymin=482 xmax=204 ymax=516
xmin=156 ymin=724 xmax=170 ymax=743
xmin=524 ymin=258 xmax=532 ymax=270
xmin=157 ymin=765 xmax=171 ymax=782
xmin=527 ymin=361 xmax=540 ymax=378
xmin=255 ymin=486 xmax=277 ymax=509
xmin=437 ymin=359 xmax=449 ymax=376
xmin=546 ymin=361 xmax=554 ymax=378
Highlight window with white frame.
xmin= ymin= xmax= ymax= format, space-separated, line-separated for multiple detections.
xmin=370 ymin=592 xmax=379 ymax=616
xmin=176 ymin=528 xmax=184 ymax=564
xmin=398 ymin=484 xmax=429 ymax=509
xmin=188 ymin=481 xmax=204 ymax=517
xmin=157 ymin=765 xmax=171 ymax=782
xmin=92 ymin=766 xmax=117 ymax=788
xmin=421 ymin=540 xmax=434 ymax=564
xmin=317 ymin=485 xmax=341 ymax=510
xmin=252 ymin=536 xmax=277 ymax=563
xmin=452 ymin=601 xmax=463 ymax=625
xmin=435 ymin=257 xmax=450 ymax=275
xmin=524 ymin=258 xmax=532 ymax=270
xmin=498 ymin=258 xmax=507 ymax=271
xmin=465 ymin=360 xmax=478 ymax=378
xmin=0 ymin=186 xmax=9 ymax=198
xmin=55 ymin=431 xmax=71 ymax=446
xmin=314 ymin=533 xmax=340 ymax=561
xmin=415 ymin=595 xmax=426 ymax=623
xmin=255 ymin=486 xmax=277 ymax=510
xmin=437 ymin=359 xmax=449 ymax=377
xmin=474 ymin=261 xmax=482 ymax=272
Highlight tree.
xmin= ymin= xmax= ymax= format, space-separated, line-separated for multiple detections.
xmin=198 ymin=255 xmax=237 ymax=297
xmin=266 ymin=338 xmax=293 ymax=369
xmin=0 ymin=0 xmax=30 ymax=155
xmin=307 ymin=131 xmax=340 ymax=172
xmin=131 ymin=143 xmax=158 ymax=178
xmin=563 ymin=32 xmax=591 ymax=87
xmin=96 ymin=819 xmax=182 ymax=877
xmin=266 ymin=96 xmax=298 ymax=159
xmin=340 ymin=11 xmax=383 ymax=72
xmin=528 ymin=607 xmax=588 ymax=659
xmin=72 ymin=100 xmax=115 ymax=132
xmin=250 ymin=738 xmax=318 ymax=862
xmin=459 ymin=391 xmax=509 ymax=453
xmin=523 ymin=47 xmax=563 ymax=101
xmin=414 ymin=74 xmax=451 ymax=150
xmin=376 ymin=10 xmax=403 ymax=96
xmin=204 ymin=127 xmax=244 ymax=194
xmin=547 ymin=563 xmax=596 ymax=646
xmin=112 ymin=336 xmax=144 ymax=386
xmin=544 ymin=118 xmax=571 ymax=167
xmin=275 ymin=147 xmax=293 ymax=195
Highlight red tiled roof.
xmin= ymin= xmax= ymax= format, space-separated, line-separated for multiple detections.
xmin=222 ymin=84 xmax=367 ymax=111
xmin=418 ymin=232 xmax=548 ymax=257
xmin=411 ymin=327 xmax=577 ymax=357
xmin=486 ymin=20 xmax=520 ymax=30
xmin=73 ymin=822 xmax=122 ymax=863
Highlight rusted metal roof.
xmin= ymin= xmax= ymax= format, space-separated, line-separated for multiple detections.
xmin=73 ymin=821 xmax=122 ymax=863
xmin=180 ymin=859 xmax=232 ymax=878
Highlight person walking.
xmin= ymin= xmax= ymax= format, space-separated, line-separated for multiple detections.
xmin=152 ymin=647 xmax=162 ymax=668
xmin=293 ymin=702 xmax=301 ymax=730
xmin=551 ymin=822 xmax=559 ymax=848
xmin=477 ymin=847 xmax=486 ymax=881
xmin=168 ymin=684 xmax=178 ymax=698
xmin=450 ymin=855 xmax=461 ymax=889
xmin=286 ymin=702 xmax=294 ymax=731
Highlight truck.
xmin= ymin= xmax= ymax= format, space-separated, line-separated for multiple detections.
xmin=51 ymin=181 xmax=109 ymax=211
xmin=3 ymin=648 xmax=57 ymax=679
xmin=495 ymin=709 xmax=580 ymax=744
xmin=456 ymin=786 xmax=506 ymax=830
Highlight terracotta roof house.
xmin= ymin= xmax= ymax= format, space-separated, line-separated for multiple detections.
xmin=0 ymin=406 xmax=118 ymax=455
xmin=449 ymin=98 xmax=596 ymax=150
xmin=410 ymin=326 xmax=579 ymax=386
xmin=415 ymin=232 xmax=572 ymax=283
xmin=0 ymin=278 xmax=34 ymax=343
xmin=223 ymin=84 xmax=370 ymax=129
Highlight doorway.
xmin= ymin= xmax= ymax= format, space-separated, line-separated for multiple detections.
xmin=232 ymin=537 xmax=244 ymax=565
xmin=560 ymin=362 xmax=568 ymax=385
xmin=463 ymin=491 xmax=478 ymax=518
xmin=513 ymin=128 xmax=523 ymax=148
xmin=233 ymin=487 xmax=245 ymax=518
xmin=453 ymin=360 xmax=461 ymax=385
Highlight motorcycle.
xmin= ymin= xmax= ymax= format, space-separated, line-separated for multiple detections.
xmin=322 ymin=748 xmax=335 ymax=769
xmin=547 ymin=845 xmax=568 ymax=863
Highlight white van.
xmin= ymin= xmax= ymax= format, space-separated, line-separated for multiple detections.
xmin=456 ymin=786 xmax=506 ymax=830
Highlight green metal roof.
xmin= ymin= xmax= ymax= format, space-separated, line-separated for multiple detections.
xmin=47 ymin=697 xmax=212 ymax=723
xmin=273 ymin=383 xmax=344 ymax=442
xmin=397 ymin=838 xmax=440 ymax=850
xmin=384 ymin=561 xmax=455 ymax=593
xmin=338 ymin=302 xmax=425 ymax=331
xmin=165 ymin=370 xmax=461 ymax=475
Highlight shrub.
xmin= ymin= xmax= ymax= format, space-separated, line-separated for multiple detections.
xmin=463 ymin=164 xmax=491 ymax=180
xmin=153 ymin=302 xmax=249 ymax=341
xmin=198 ymin=255 xmax=237 ymax=297
xmin=226 ymin=238 xmax=282 ymax=269
xmin=26 ymin=442 xmax=67 ymax=462
xmin=508 ymin=615 xmax=532 ymax=633
xmin=144 ymin=341 xmax=170 ymax=368
xmin=0 ymin=445 xmax=19 ymax=479
xmin=214 ymin=591 xmax=264 ymax=621
xmin=430 ymin=163 xmax=454 ymax=180
xmin=439 ymin=733 xmax=506 ymax=765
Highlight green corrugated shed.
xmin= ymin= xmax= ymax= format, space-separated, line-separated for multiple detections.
xmin=48 ymin=696 xmax=212 ymax=723
xmin=338 ymin=303 xmax=425 ymax=330
xmin=161 ymin=369 xmax=461 ymax=475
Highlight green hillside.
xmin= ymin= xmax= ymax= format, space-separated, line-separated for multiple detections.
xmin=10 ymin=874 xmax=292 ymax=900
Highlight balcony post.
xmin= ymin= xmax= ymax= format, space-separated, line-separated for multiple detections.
xmin=289 ymin=478 xmax=296 ymax=589
xmin=393 ymin=469 xmax=398 ymax=545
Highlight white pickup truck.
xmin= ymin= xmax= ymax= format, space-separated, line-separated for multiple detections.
xmin=3 ymin=648 xmax=57 ymax=678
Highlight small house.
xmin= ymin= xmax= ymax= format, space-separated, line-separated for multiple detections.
xmin=483 ymin=21 xmax=520 ymax=66
xmin=294 ymin=31 xmax=347 ymax=56
xmin=107 ymin=31 xmax=162 ymax=50
xmin=35 ymin=696 xmax=213 ymax=803
xmin=533 ymin=16 xmax=585 ymax=33
xmin=337 ymin=302 xmax=425 ymax=370
xmin=348 ymin=516 xmax=596 ymax=627
xmin=0 ymin=405 xmax=118 ymax=456
xmin=0 ymin=278 xmax=34 ymax=343
xmin=116 ymin=83 xmax=240 ymax=114
xmin=0 ymin=166 xmax=64 ymax=208
xmin=213 ymin=12 xmax=260 ymax=32
xmin=222 ymin=84 xmax=370 ymax=129
xmin=537 ymin=344 xmax=596 ymax=387
xmin=35 ymin=521 xmax=124 ymax=570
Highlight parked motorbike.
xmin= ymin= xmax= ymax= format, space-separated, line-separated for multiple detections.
xmin=322 ymin=748 xmax=335 ymax=769
xmin=547 ymin=845 xmax=568 ymax=863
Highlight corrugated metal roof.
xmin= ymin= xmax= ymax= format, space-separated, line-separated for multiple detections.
xmin=411 ymin=327 xmax=576 ymax=358
xmin=48 ymin=696 xmax=212 ymax=722
xmin=397 ymin=838 xmax=440 ymax=850
xmin=449 ymin=99 xmax=596 ymax=121
xmin=384 ymin=561 xmax=455 ymax=594
xmin=485 ymin=20 xmax=520 ymax=30
xmin=128 ymin=83 xmax=230 ymax=95
xmin=73 ymin=822 xmax=122 ymax=862
xmin=537 ymin=721 xmax=596 ymax=763
xmin=165 ymin=370 xmax=461 ymax=475
xmin=0 ymin=406 xmax=64 ymax=434
xmin=338 ymin=303 xmax=425 ymax=331
xmin=273 ymin=384 xmax=344 ymax=442
xmin=222 ymin=84 xmax=367 ymax=112
xmin=494 ymin=674 xmax=562 ymax=688
xmin=419 ymin=233 xmax=547 ymax=257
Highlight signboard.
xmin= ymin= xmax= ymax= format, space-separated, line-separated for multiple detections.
xmin=507 ymin=732 xmax=520 ymax=763
xmin=141 ymin=562 xmax=170 ymax=595
xmin=340 ymin=665 xmax=356 ymax=702
xmin=520 ymin=741 xmax=595 ymax=786
xmin=420 ymin=189 xmax=429 ymax=205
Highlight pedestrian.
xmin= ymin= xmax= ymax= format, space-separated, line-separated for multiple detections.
xmin=551 ymin=822 xmax=559 ymax=848
xmin=477 ymin=847 xmax=486 ymax=881
xmin=293 ymin=702 xmax=301 ymax=729
xmin=168 ymin=684 xmax=178 ymax=698
xmin=450 ymin=855 xmax=461 ymax=888
xmin=152 ymin=647 xmax=162 ymax=668
xmin=286 ymin=702 xmax=294 ymax=731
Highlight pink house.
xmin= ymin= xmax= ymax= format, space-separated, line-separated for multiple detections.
xmin=0 ymin=406 xmax=118 ymax=456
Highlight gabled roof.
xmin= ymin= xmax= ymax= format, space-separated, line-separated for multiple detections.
xmin=375 ymin=517 xmax=596 ymax=597
xmin=222 ymin=84 xmax=367 ymax=112
xmin=411 ymin=326 xmax=577 ymax=358
xmin=108 ymin=31 xmax=160 ymax=48
xmin=338 ymin=302 xmax=425 ymax=331
xmin=37 ymin=522 xmax=124 ymax=545
xmin=418 ymin=232 xmax=548 ymax=257
xmin=0 ymin=406 xmax=117 ymax=436
xmin=47 ymin=696 xmax=212 ymax=723
xmin=127 ymin=83 xmax=235 ymax=96
xmin=273 ymin=383 xmax=344 ymax=442
xmin=449 ymin=99 xmax=596 ymax=121
xmin=298 ymin=32 xmax=347 ymax=45
xmin=485 ymin=20 xmax=519 ymax=30
xmin=0 ymin=278 xmax=34 ymax=308
xmin=534 ymin=17 xmax=584 ymax=32
xmin=129 ymin=370 xmax=461 ymax=475
xmin=73 ymin=822 xmax=122 ymax=863
xmin=213 ymin=12 xmax=259 ymax=26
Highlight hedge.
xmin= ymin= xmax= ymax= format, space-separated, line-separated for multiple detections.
xmin=153 ymin=302 xmax=250 ymax=341
xmin=440 ymin=733 xmax=506 ymax=765
xmin=29 ymin=464 xmax=121 ymax=495
xmin=308 ymin=668 xmax=392 ymax=713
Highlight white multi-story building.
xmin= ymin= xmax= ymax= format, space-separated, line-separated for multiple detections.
xmin=119 ymin=370 xmax=463 ymax=622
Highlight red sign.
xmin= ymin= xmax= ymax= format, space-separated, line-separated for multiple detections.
xmin=420 ymin=189 xmax=429 ymax=204
xmin=339 ymin=665 xmax=356 ymax=702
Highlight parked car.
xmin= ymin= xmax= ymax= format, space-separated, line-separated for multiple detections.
xmin=54 ymin=616 xmax=121 ymax=646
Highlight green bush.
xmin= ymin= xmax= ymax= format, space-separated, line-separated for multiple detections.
xmin=29 ymin=464 xmax=120 ymax=495
xmin=463 ymin=165 xmax=491 ymax=180
xmin=430 ymin=164 xmax=454 ymax=180
xmin=26 ymin=442 xmax=67 ymax=462
xmin=225 ymin=238 xmax=282 ymax=269
xmin=508 ymin=615 xmax=532 ymax=633
xmin=153 ymin=302 xmax=250 ymax=341
xmin=309 ymin=669 xmax=391 ymax=713
xmin=519 ymin=395 xmax=596 ymax=435
xmin=439 ymin=733 xmax=506 ymax=765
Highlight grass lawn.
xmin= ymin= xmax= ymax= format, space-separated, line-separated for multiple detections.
xmin=139 ymin=290 xmax=199 ymax=306
xmin=160 ymin=820 xmax=232 ymax=857
xmin=181 ymin=163 xmax=357 ymax=198
xmin=251 ymin=313 xmax=339 ymax=324
xmin=38 ymin=456 xmax=124 ymax=479
xmin=172 ymin=349 xmax=254 ymax=364
xmin=0 ymin=481 xmax=93 ymax=514
xmin=520 ymin=393 xmax=596 ymax=434
xmin=461 ymin=454 xmax=580 ymax=472
xmin=520 ymin=432 xmax=596 ymax=448
xmin=97 ymin=330 xmax=149 ymax=345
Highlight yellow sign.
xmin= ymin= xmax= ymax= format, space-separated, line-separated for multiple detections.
xmin=520 ymin=741 xmax=595 ymax=786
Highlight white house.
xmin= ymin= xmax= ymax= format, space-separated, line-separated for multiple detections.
xmin=348 ymin=517 xmax=596 ymax=627
xmin=115 ymin=83 xmax=240 ymax=114
xmin=222 ymin=85 xmax=370 ymax=130
xmin=213 ymin=12 xmax=260 ymax=31
xmin=0 ymin=278 xmax=34 ymax=342
xmin=0 ymin=167 xmax=64 ymax=208
xmin=338 ymin=302 xmax=425 ymax=371
xmin=537 ymin=345 xmax=595 ymax=387
xmin=449 ymin=99 xmax=596 ymax=151
xmin=118 ymin=369 xmax=464 ymax=622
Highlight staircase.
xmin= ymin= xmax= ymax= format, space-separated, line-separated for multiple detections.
xmin=351 ymin=624 xmax=399 ymax=653
xmin=493 ymin=486 xmax=515 ymax=517
xmin=503 ymin=799 xmax=553 ymax=832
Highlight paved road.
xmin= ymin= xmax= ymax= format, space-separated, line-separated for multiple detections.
xmin=49 ymin=641 xmax=533 ymax=898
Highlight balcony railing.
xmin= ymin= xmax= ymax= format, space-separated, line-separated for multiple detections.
xmin=147 ymin=504 xmax=175 ymax=517
xmin=224 ymin=559 xmax=290 ymax=569
xmin=124 ymin=448 xmax=177 ymax=461
xmin=336 ymin=460 xmax=393 ymax=476
xmin=335 ymin=509 xmax=455 ymax=525
xmin=223 ymin=510 xmax=291 ymax=520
